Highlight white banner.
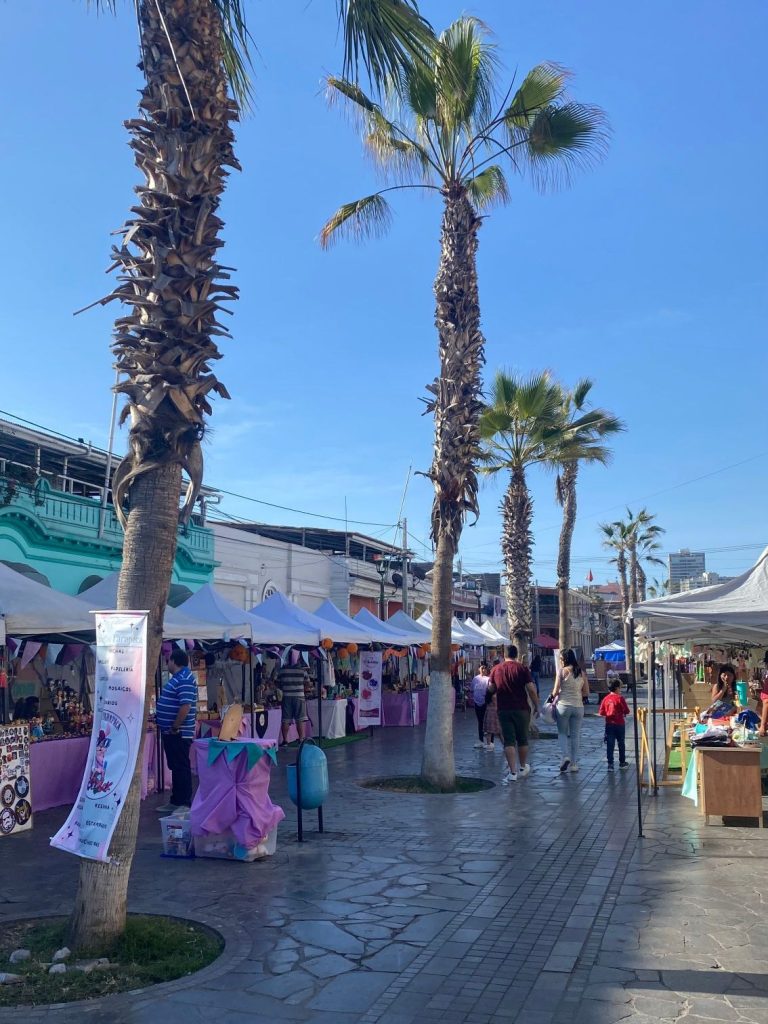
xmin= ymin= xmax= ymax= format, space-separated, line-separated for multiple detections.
xmin=0 ymin=724 xmax=31 ymax=837
xmin=358 ymin=651 xmax=382 ymax=727
xmin=51 ymin=611 xmax=148 ymax=862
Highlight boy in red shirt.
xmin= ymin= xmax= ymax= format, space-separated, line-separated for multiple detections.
xmin=598 ymin=678 xmax=631 ymax=771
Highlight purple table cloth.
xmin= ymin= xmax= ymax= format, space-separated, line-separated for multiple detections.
xmin=190 ymin=738 xmax=285 ymax=848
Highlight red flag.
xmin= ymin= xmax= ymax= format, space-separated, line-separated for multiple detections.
xmin=587 ymin=570 xmax=594 ymax=582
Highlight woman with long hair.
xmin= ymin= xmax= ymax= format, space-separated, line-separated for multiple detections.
xmin=552 ymin=649 xmax=589 ymax=773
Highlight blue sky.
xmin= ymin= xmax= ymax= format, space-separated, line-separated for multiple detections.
xmin=2 ymin=0 xmax=767 ymax=586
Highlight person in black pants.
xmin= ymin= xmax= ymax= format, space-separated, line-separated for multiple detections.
xmin=471 ymin=662 xmax=492 ymax=749
xmin=156 ymin=650 xmax=197 ymax=812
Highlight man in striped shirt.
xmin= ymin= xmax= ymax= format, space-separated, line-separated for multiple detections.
xmin=277 ymin=658 xmax=309 ymax=745
xmin=156 ymin=650 xmax=197 ymax=813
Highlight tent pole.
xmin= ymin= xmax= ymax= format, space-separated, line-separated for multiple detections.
xmin=650 ymin=641 xmax=658 ymax=796
xmin=249 ymin=643 xmax=255 ymax=738
xmin=155 ymin=657 xmax=164 ymax=794
xmin=317 ymin=651 xmax=324 ymax=748
xmin=408 ymin=648 xmax=414 ymax=727
xmin=628 ymin=617 xmax=643 ymax=838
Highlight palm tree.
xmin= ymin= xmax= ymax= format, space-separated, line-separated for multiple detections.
xmin=321 ymin=18 xmax=607 ymax=787
xmin=631 ymin=515 xmax=665 ymax=603
xmin=71 ymin=0 xmax=437 ymax=950
xmin=554 ymin=380 xmax=624 ymax=651
xmin=599 ymin=518 xmax=633 ymax=659
xmin=479 ymin=370 xmax=605 ymax=660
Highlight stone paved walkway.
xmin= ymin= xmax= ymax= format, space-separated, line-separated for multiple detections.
xmin=2 ymin=709 xmax=768 ymax=1023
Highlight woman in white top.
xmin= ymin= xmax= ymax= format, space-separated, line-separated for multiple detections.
xmin=552 ymin=649 xmax=590 ymax=773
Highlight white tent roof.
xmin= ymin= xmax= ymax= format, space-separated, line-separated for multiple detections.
xmin=416 ymin=610 xmax=467 ymax=644
xmin=353 ymin=608 xmax=416 ymax=644
xmin=480 ymin=621 xmax=509 ymax=644
xmin=175 ymin=584 xmax=271 ymax=642
xmin=594 ymin=641 xmax=625 ymax=654
xmin=461 ymin=617 xmax=493 ymax=645
xmin=631 ymin=546 xmax=768 ymax=644
xmin=78 ymin=572 xmax=231 ymax=641
xmin=248 ymin=592 xmax=326 ymax=646
xmin=312 ymin=600 xmax=378 ymax=644
xmin=0 ymin=562 xmax=95 ymax=638
xmin=387 ymin=610 xmax=433 ymax=643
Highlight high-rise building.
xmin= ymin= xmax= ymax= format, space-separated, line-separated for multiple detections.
xmin=668 ymin=549 xmax=705 ymax=593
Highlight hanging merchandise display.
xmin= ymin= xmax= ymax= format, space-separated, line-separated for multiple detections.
xmin=0 ymin=724 xmax=32 ymax=837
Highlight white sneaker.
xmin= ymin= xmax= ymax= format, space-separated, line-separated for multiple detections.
xmin=518 ymin=764 xmax=531 ymax=779
xmin=473 ymin=741 xmax=485 ymax=749
xmin=568 ymin=764 xmax=580 ymax=773
xmin=501 ymin=772 xmax=517 ymax=785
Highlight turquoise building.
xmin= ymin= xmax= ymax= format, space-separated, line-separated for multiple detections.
xmin=0 ymin=415 xmax=215 ymax=601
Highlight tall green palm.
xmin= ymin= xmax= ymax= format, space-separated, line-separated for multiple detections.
xmin=599 ymin=518 xmax=633 ymax=659
xmin=72 ymin=0 xmax=436 ymax=949
xmin=630 ymin=513 xmax=665 ymax=603
xmin=321 ymin=17 xmax=607 ymax=788
xmin=554 ymin=380 xmax=624 ymax=651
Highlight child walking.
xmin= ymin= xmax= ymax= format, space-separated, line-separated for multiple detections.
xmin=598 ymin=678 xmax=631 ymax=771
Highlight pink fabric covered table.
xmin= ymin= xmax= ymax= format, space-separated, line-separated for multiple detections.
xmin=30 ymin=730 xmax=168 ymax=810
xmin=190 ymin=738 xmax=285 ymax=848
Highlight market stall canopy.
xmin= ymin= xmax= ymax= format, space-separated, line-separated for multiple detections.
xmin=77 ymin=572 xmax=231 ymax=641
xmin=630 ymin=546 xmax=768 ymax=645
xmin=460 ymin=618 xmax=494 ymax=645
xmin=174 ymin=584 xmax=267 ymax=641
xmin=0 ymin=562 xmax=95 ymax=638
xmin=533 ymin=634 xmax=559 ymax=650
xmin=248 ymin=592 xmax=326 ymax=646
xmin=416 ymin=610 xmax=467 ymax=644
xmin=312 ymin=600 xmax=378 ymax=644
xmin=593 ymin=641 xmax=625 ymax=662
xmin=387 ymin=610 xmax=432 ymax=643
xmin=480 ymin=621 xmax=509 ymax=644
xmin=353 ymin=608 xmax=416 ymax=644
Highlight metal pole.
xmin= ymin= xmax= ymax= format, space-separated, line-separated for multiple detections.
xmin=98 ymin=366 xmax=121 ymax=539
xmin=296 ymin=740 xmax=304 ymax=843
xmin=155 ymin=658 xmax=164 ymax=793
xmin=249 ymin=646 xmax=255 ymax=738
xmin=379 ymin=571 xmax=386 ymax=620
xmin=317 ymin=653 xmax=324 ymax=747
xmin=402 ymin=518 xmax=409 ymax=616
xmin=650 ymin=641 xmax=658 ymax=796
xmin=628 ymin=617 xmax=643 ymax=838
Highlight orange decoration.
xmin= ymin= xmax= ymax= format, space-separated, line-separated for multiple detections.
xmin=321 ymin=637 xmax=334 ymax=650
xmin=347 ymin=643 xmax=358 ymax=655
xmin=337 ymin=647 xmax=349 ymax=658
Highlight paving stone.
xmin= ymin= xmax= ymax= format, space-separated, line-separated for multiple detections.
xmin=285 ymin=921 xmax=364 ymax=956
xmin=306 ymin=970 xmax=394 ymax=1012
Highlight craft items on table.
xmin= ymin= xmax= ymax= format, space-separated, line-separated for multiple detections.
xmin=0 ymin=724 xmax=32 ymax=837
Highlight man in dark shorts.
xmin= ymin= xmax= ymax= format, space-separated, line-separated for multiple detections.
xmin=276 ymin=657 xmax=310 ymax=745
xmin=488 ymin=644 xmax=540 ymax=784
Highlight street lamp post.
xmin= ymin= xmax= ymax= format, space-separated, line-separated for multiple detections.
xmin=373 ymin=555 xmax=387 ymax=620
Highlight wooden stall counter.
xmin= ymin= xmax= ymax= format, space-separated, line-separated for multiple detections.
xmin=698 ymin=746 xmax=764 ymax=827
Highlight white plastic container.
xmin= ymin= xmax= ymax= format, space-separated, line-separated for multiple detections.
xmin=193 ymin=827 xmax=277 ymax=861
xmin=160 ymin=814 xmax=193 ymax=858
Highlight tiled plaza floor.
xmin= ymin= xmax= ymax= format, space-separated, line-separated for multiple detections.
xmin=2 ymin=706 xmax=767 ymax=1022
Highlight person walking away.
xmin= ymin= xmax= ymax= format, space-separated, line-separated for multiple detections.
xmin=598 ymin=677 xmax=631 ymax=770
xmin=552 ymin=648 xmax=589 ymax=773
xmin=156 ymin=650 xmax=197 ymax=813
xmin=488 ymin=645 xmax=540 ymax=784
xmin=530 ymin=653 xmax=542 ymax=695
xmin=277 ymin=656 xmax=310 ymax=746
xmin=483 ymin=684 xmax=501 ymax=752
xmin=471 ymin=662 xmax=492 ymax=749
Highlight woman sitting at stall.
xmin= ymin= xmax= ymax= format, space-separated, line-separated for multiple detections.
xmin=703 ymin=664 xmax=737 ymax=722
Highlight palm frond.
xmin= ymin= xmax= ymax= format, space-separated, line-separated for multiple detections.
xmin=365 ymin=124 xmax=432 ymax=177
xmin=505 ymin=62 xmax=570 ymax=126
xmin=437 ymin=17 xmax=497 ymax=130
xmin=211 ymin=0 xmax=254 ymax=108
xmin=337 ymin=0 xmax=435 ymax=91
xmin=571 ymin=377 xmax=593 ymax=409
xmin=522 ymin=102 xmax=610 ymax=190
xmin=466 ymin=165 xmax=509 ymax=209
xmin=327 ymin=75 xmax=380 ymax=115
xmin=319 ymin=193 xmax=393 ymax=249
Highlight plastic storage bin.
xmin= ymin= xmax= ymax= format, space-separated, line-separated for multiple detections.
xmin=193 ymin=828 xmax=277 ymax=861
xmin=160 ymin=813 xmax=194 ymax=858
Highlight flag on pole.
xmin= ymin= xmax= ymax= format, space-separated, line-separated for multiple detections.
xmin=587 ymin=570 xmax=594 ymax=583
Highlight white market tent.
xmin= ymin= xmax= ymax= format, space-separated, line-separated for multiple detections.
xmin=354 ymin=608 xmax=416 ymax=644
xmin=312 ymin=600 xmax=378 ymax=644
xmin=175 ymin=583 xmax=281 ymax=643
xmin=77 ymin=572 xmax=233 ymax=641
xmin=387 ymin=610 xmax=432 ymax=643
xmin=460 ymin=617 xmax=493 ymax=646
xmin=480 ymin=620 xmax=510 ymax=644
xmin=0 ymin=562 xmax=95 ymax=638
xmin=592 ymin=641 xmax=625 ymax=662
xmin=416 ymin=610 xmax=470 ymax=644
xmin=630 ymin=546 xmax=768 ymax=645
xmin=248 ymin=592 xmax=327 ymax=646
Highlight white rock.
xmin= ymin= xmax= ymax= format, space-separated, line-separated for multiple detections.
xmin=48 ymin=963 xmax=67 ymax=975
xmin=0 ymin=973 xmax=22 ymax=984
xmin=52 ymin=947 xmax=71 ymax=962
xmin=8 ymin=949 xmax=31 ymax=964
xmin=74 ymin=958 xmax=110 ymax=974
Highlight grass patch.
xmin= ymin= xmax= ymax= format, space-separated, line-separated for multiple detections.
xmin=0 ymin=915 xmax=223 ymax=1007
xmin=361 ymin=774 xmax=494 ymax=794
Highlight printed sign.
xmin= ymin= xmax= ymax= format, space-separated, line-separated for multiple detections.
xmin=51 ymin=611 xmax=148 ymax=862
xmin=0 ymin=724 xmax=31 ymax=837
xmin=357 ymin=651 xmax=382 ymax=726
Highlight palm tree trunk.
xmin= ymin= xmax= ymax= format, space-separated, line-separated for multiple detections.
xmin=616 ymin=551 xmax=632 ymax=670
xmin=69 ymin=463 xmax=181 ymax=949
xmin=556 ymin=462 xmax=578 ymax=652
xmin=422 ymin=188 xmax=484 ymax=790
xmin=503 ymin=467 xmax=533 ymax=661
xmin=68 ymin=0 xmax=238 ymax=948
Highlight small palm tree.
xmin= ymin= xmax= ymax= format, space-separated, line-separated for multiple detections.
xmin=479 ymin=370 xmax=607 ymax=659
xmin=73 ymin=0 xmax=437 ymax=950
xmin=321 ymin=17 xmax=607 ymax=787
xmin=555 ymin=380 xmax=624 ymax=651
xmin=631 ymin=515 xmax=666 ymax=603
xmin=599 ymin=518 xmax=633 ymax=657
